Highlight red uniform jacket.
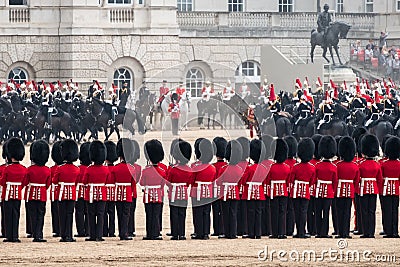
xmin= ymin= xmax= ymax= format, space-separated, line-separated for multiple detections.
xmin=357 ymin=159 xmax=381 ymax=196
xmin=259 ymin=159 xmax=273 ymax=197
xmin=23 ymin=165 xmax=51 ymax=202
xmin=315 ymin=161 xmax=337 ymax=199
xmin=213 ymin=160 xmax=227 ymax=198
xmin=105 ymin=165 xmax=116 ymax=201
xmin=266 ymin=162 xmax=291 ymax=199
xmin=160 ymin=86 xmax=169 ymax=96
xmin=309 ymin=158 xmax=320 ymax=197
xmin=1 ymin=163 xmax=27 ymax=201
xmin=112 ymin=162 xmax=137 ymax=202
xmin=0 ymin=163 xmax=7 ymax=201
xmin=140 ymin=165 xmax=167 ymax=203
xmin=284 ymin=158 xmax=297 ymax=170
xmin=168 ymin=102 xmax=180 ymax=119
xmin=190 ymin=162 xmax=216 ymax=200
xmin=53 ymin=163 xmax=80 ymax=201
xmin=379 ymin=159 xmax=400 ymax=196
xmin=289 ymin=162 xmax=316 ymax=200
xmin=336 ymin=161 xmax=359 ymax=198
xmin=242 ymin=163 xmax=268 ymax=200
xmin=83 ymin=165 xmax=111 ymax=202
xmin=77 ymin=165 xmax=88 ymax=199
xmin=50 ymin=165 xmax=59 ymax=201
xmin=217 ymin=164 xmax=242 ymax=201
xmin=176 ymin=87 xmax=186 ymax=96
xmin=237 ymin=161 xmax=250 ymax=195
xmin=132 ymin=163 xmax=142 ymax=198
xmin=166 ymin=164 xmax=193 ymax=202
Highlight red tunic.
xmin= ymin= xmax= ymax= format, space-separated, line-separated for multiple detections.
xmin=266 ymin=162 xmax=291 ymax=198
xmin=83 ymin=165 xmax=111 ymax=202
xmin=315 ymin=161 xmax=337 ymax=199
xmin=77 ymin=165 xmax=88 ymax=199
xmin=105 ymin=165 xmax=116 ymax=201
xmin=237 ymin=161 xmax=250 ymax=195
xmin=336 ymin=161 xmax=359 ymax=198
xmin=132 ymin=163 xmax=142 ymax=198
xmin=140 ymin=165 xmax=166 ymax=203
xmin=1 ymin=163 xmax=27 ymax=201
xmin=190 ymin=162 xmax=216 ymax=200
xmin=357 ymin=159 xmax=381 ymax=196
xmin=159 ymin=86 xmax=169 ymax=96
xmin=23 ymin=165 xmax=51 ymax=202
xmin=168 ymin=102 xmax=180 ymax=119
xmin=259 ymin=159 xmax=273 ymax=197
xmin=242 ymin=163 xmax=268 ymax=200
xmin=289 ymin=162 xmax=316 ymax=200
xmin=217 ymin=164 xmax=242 ymax=201
xmin=0 ymin=163 xmax=7 ymax=201
xmin=53 ymin=163 xmax=80 ymax=201
xmin=166 ymin=164 xmax=193 ymax=202
xmin=176 ymin=87 xmax=186 ymax=96
xmin=112 ymin=162 xmax=137 ymax=202
xmin=284 ymin=158 xmax=297 ymax=170
xmin=379 ymin=159 xmax=400 ymax=196
xmin=50 ymin=165 xmax=59 ymax=201
xmin=213 ymin=160 xmax=227 ymax=198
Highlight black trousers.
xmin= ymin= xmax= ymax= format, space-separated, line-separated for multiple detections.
xmin=354 ymin=194 xmax=363 ymax=233
xmin=292 ymin=198 xmax=308 ymax=236
xmin=336 ymin=197 xmax=352 ymax=237
xmin=75 ymin=198 xmax=89 ymax=236
xmin=145 ymin=203 xmax=162 ymax=238
xmin=192 ymin=198 xmax=212 ymax=237
xmin=381 ymin=195 xmax=399 ymax=236
xmin=171 ymin=118 xmax=179 ymax=135
xmin=286 ymin=198 xmax=295 ymax=236
xmin=222 ymin=200 xmax=238 ymax=238
xmin=170 ymin=200 xmax=188 ymax=237
xmin=246 ymin=200 xmax=263 ymax=237
xmin=261 ymin=199 xmax=271 ymax=236
xmin=116 ymin=201 xmax=131 ymax=238
xmin=270 ymin=197 xmax=288 ymax=237
xmin=212 ymin=199 xmax=224 ymax=235
xmin=379 ymin=195 xmax=385 ymax=233
xmin=51 ymin=201 xmax=60 ymax=234
xmin=25 ymin=202 xmax=32 ymax=235
xmin=315 ymin=198 xmax=332 ymax=236
xmin=27 ymin=201 xmax=46 ymax=239
xmin=359 ymin=194 xmax=377 ymax=236
xmin=87 ymin=201 xmax=106 ymax=239
xmin=331 ymin=198 xmax=338 ymax=234
xmin=58 ymin=200 xmax=75 ymax=239
xmin=128 ymin=199 xmax=137 ymax=236
xmin=237 ymin=198 xmax=247 ymax=235
xmin=159 ymin=202 xmax=163 ymax=234
xmin=103 ymin=201 xmax=116 ymax=236
xmin=3 ymin=200 xmax=21 ymax=240
xmin=307 ymin=197 xmax=316 ymax=235
xmin=1 ymin=202 xmax=5 ymax=236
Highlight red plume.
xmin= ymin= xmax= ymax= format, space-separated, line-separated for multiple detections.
xmin=324 ymin=90 xmax=329 ymax=100
xmin=49 ymin=83 xmax=55 ymax=93
xmin=366 ymin=80 xmax=370 ymax=90
xmin=269 ymin=83 xmax=276 ymax=102
xmin=343 ymin=81 xmax=347 ymax=90
xmin=305 ymin=76 xmax=309 ymax=86
xmin=386 ymin=87 xmax=391 ymax=98
xmin=95 ymin=80 xmax=102 ymax=90
xmin=295 ymin=78 xmax=302 ymax=88
xmin=334 ymin=87 xmax=338 ymax=99
xmin=356 ymin=84 xmax=361 ymax=95
xmin=249 ymin=125 xmax=254 ymax=138
xmin=383 ymin=80 xmax=388 ymax=89
xmin=330 ymin=79 xmax=336 ymax=89
xmin=58 ymin=80 xmax=62 ymax=88
xmin=374 ymin=90 xmax=380 ymax=102
xmin=32 ymin=80 xmax=38 ymax=91
xmin=317 ymin=77 xmax=323 ymax=87
xmin=75 ymin=82 xmax=78 ymax=88
xmin=66 ymin=81 xmax=70 ymax=87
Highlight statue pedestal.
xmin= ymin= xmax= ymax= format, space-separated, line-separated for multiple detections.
xmin=324 ymin=65 xmax=356 ymax=85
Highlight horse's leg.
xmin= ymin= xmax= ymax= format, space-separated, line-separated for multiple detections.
xmin=328 ymin=46 xmax=335 ymax=65
xmin=334 ymin=45 xmax=343 ymax=65
xmin=310 ymin=44 xmax=316 ymax=63
xmin=322 ymin=46 xmax=330 ymax=63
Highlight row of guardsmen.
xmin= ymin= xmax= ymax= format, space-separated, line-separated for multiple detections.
xmin=0 ymin=132 xmax=400 ymax=242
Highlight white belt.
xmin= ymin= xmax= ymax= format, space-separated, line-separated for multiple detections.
xmin=223 ymin=182 xmax=237 ymax=202
xmin=247 ymin=182 xmax=262 ymax=200
xmin=5 ymin=182 xmax=21 ymax=201
xmin=115 ymin=183 xmax=131 ymax=201
xmin=115 ymin=183 xmax=131 ymax=186
xmin=337 ymin=179 xmax=353 ymax=197
xmin=59 ymin=182 xmax=75 ymax=201
xmin=195 ymin=181 xmax=212 ymax=201
xmin=51 ymin=183 xmax=57 ymax=201
xmin=383 ymin=177 xmax=398 ymax=196
xmin=293 ymin=180 xmax=308 ymax=199
xmin=145 ymin=185 xmax=162 ymax=203
xmin=171 ymin=183 xmax=187 ymax=203
xmin=89 ymin=183 xmax=104 ymax=203
xmin=270 ymin=180 xmax=285 ymax=200
xmin=26 ymin=183 xmax=46 ymax=202
xmin=315 ymin=180 xmax=332 ymax=198
xmin=360 ymin=177 xmax=376 ymax=196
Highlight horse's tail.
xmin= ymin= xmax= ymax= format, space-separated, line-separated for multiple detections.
xmin=134 ymin=110 xmax=146 ymax=134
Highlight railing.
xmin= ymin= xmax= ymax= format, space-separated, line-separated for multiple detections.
xmin=279 ymin=13 xmax=316 ymax=28
xmin=109 ymin=8 xmax=134 ymax=23
xmin=177 ymin=12 xmax=217 ymax=27
xmin=9 ymin=8 xmax=30 ymax=23
xmin=335 ymin=13 xmax=375 ymax=30
xmin=228 ymin=12 xmax=271 ymax=27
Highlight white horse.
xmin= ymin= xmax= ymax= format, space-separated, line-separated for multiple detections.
xmin=179 ymin=91 xmax=190 ymax=131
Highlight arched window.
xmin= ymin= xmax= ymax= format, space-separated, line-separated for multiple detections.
xmin=235 ymin=61 xmax=261 ymax=92
xmin=186 ymin=68 xmax=204 ymax=98
xmin=113 ymin=67 xmax=133 ymax=90
xmin=8 ymin=67 xmax=28 ymax=84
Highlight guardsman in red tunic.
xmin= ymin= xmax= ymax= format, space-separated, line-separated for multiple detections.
xmin=236 ymin=137 xmax=250 ymax=237
xmin=336 ymin=137 xmax=359 ymax=239
xmin=113 ymin=138 xmax=137 ymax=240
xmin=289 ymin=138 xmax=316 ymax=238
xmin=24 ymin=140 xmax=51 ymax=242
xmin=211 ymin=137 xmax=227 ymax=237
xmin=83 ymin=141 xmax=110 ymax=242
xmin=168 ymin=93 xmax=180 ymax=136
xmin=314 ymin=136 xmax=338 ymax=238
xmin=103 ymin=141 xmax=117 ymax=238
xmin=75 ymin=142 xmax=90 ymax=237
xmin=283 ymin=136 xmax=297 ymax=236
xmin=140 ymin=139 xmax=166 ymax=240
xmin=158 ymin=79 xmax=170 ymax=104
xmin=379 ymin=137 xmax=400 ymax=238
xmin=53 ymin=139 xmax=80 ymax=242
xmin=0 ymin=141 xmax=9 ymax=238
xmin=1 ymin=138 xmax=26 ymax=243
xmin=378 ymin=134 xmax=392 ymax=236
xmin=357 ymin=134 xmax=382 ymax=238
xmin=217 ymin=140 xmax=243 ymax=239
xmin=267 ymin=139 xmax=291 ymax=239
xmin=190 ymin=138 xmax=216 ymax=240
xmin=50 ymin=141 xmax=63 ymax=238
xmin=167 ymin=140 xmax=193 ymax=240
xmin=127 ymin=139 xmax=141 ymax=237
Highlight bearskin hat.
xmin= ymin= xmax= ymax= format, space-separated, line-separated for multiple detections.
xmin=335 ymin=136 xmax=342 ymax=157
xmin=237 ymin=137 xmax=250 ymax=161
xmin=319 ymin=135 xmax=337 ymax=159
xmin=381 ymin=134 xmax=394 ymax=153
xmin=30 ymin=140 xmax=50 ymax=166
xmin=213 ymin=137 xmax=228 ymax=159
xmin=298 ymin=138 xmax=315 ymax=163
xmin=194 ymin=138 xmax=213 ymax=163
xmin=2 ymin=140 xmax=9 ymax=161
xmin=6 ymin=137 xmax=25 ymax=161
xmin=104 ymin=141 xmax=118 ymax=163
xmin=311 ymin=134 xmax=323 ymax=159
xmin=338 ymin=136 xmax=356 ymax=162
xmin=144 ymin=139 xmax=164 ymax=164
xmin=51 ymin=140 xmax=64 ymax=165
xmin=170 ymin=138 xmax=183 ymax=156
xmin=385 ymin=137 xmax=400 ymax=160
xmin=361 ymin=134 xmax=379 ymax=158
xmin=117 ymin=138 xmax=134 ymax=163
xmin=60 ymin=139 xmax=79 ymax=163
xmin=352 ymin=127 xmax=367 ymax=155
xmin=79 ymin=142 xmax=91 ymax=166
xmin=250 ymin=139 xmax=263 ymax=164
xmin=225 ymin=140 xmax=242 ymax=165
xmin=261 ymin=135 xmax=274 ymax=160
xmin=274 ymin=138 xmax=288 ymax=164
xmin=89 ymin=140 xmax=107 ymax=165
xmin=172 ymin=140 xmax=192 ymax=165
xmin=284 ymin=136 xmax=297 ymax=159
xmin=131 ymin=139 xmax=140 ymax=163
xmin=194 ymin=138 xmax=204 ymax=160
xmin=171 ymin=92 xmax=179 ymax=101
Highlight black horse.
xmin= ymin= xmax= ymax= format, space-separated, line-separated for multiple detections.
xmin=310 ymin=21 xmax=351 ymax=65
xmin=197 ymin=95 xmax=222 ymax=130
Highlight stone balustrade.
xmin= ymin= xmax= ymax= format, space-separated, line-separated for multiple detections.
xmin=9 ymin=8 xmax=30 ymax=23
xmin=177 ymin=12 xmax=217 ymax=27
xmin=228 ymin=12 xmax=272 ymax=28
xmin=109 ymin=8 xmax=134 ymax=23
